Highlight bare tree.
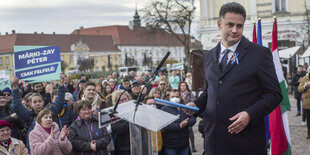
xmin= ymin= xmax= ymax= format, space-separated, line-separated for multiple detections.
xmin=78 ymin=58 xmax=95 ymax=72
xmin=142 ymin=0 xmax=196 ymax=67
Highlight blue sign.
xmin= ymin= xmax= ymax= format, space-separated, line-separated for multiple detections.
xmin=14 ymin=46 xmax=61 ymax=83
xmin=14 ymin=46 xmax=60 ymax=70
xmin=15 ymin=64 xmax=58 ymax=80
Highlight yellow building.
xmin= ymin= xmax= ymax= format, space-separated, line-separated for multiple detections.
xmin=0 ymin=32 xmax=121 ymax=74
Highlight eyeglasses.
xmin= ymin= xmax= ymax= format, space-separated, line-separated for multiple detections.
xmin=0 ymin=128 xmax=11 ymax=133
xmin=160 ymin=83 xmax=166 ymax=86
xmin=3 ymin=93 xmax=11 ymax=96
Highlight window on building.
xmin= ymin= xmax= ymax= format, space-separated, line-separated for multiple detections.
xmin=95 ymin=57 xmax=98 ymax=62
xmin=115 ymin=56 xmax=117 ymax=61
xmin=274 ymin=0 xmax=287 ymax=12
xmin=101 ymin=56 xmax=105 ymax=61
xmin=5 ymin=57 xmax=9 ymax=65
xmin=70 ymin=55 xmax=73 ymax=62
xmin=61 ymin=56 xmax=64 ymax=61
xmin=0 ymin=58 xmax=2 ymax=66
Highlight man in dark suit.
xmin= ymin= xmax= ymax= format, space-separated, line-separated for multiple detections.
xmin=185 ymin=2 xmax=282 ymax=155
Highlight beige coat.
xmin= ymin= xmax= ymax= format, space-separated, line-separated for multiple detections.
xmin=298 ymin=74 xmax=310 ymax=109
xmin=0 ymin=137 xmax=29 ymax=155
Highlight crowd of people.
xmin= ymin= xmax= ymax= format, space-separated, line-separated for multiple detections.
xmin=0 ymin=68 xmax=201 ymax=155
xmin=292 ymin=64 xmax=310 ymax=139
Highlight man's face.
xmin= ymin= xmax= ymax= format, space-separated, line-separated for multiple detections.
xmin=33 ymin=83 xmax=43 ymax=93
xmin=131 ymin=85 xmax=141 ymax=95
xmin=31 ymin=96 xmax=44 ymax=113
xmin=3 ymin=92 xmax=11 ymax=102
xmin=159 ymin=81 xmax=166 ymax=90
xmin=297 ymin=67 xmax=303 ymax=73
xmin=123 ymin=81 xmax=130 ymax=89
xmin=84 ymin=85 xmax=96 ymax=100
xmin=217 ymin=12 xmax=244 ymax=47
xmin=170 ymin=91 xmax=180 ymax=100
xmin=0 ymin=96 xmax=6 ymax=107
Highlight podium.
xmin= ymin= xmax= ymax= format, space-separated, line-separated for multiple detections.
xmin=99 ymin=100 xmax=179 ymax=155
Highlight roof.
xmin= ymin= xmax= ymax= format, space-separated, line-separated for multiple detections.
xmin=279 ymin=46 xmax=301 ymax=59
xmin=302 ymin=46 xmax=310 ymax=58
xmin=0 ymin=33 xmax=120 ymax=53
xmin=71 ymin=25 xmax=202 ymax=48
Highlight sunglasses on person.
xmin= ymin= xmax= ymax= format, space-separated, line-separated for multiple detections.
xmin=160 ymin=83 xmax=166 ymax=86
xmin=3 ymin=93 xmax=11 ymax=96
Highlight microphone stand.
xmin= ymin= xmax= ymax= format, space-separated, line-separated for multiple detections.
xmin=110 ymin=52 xmax=171 ymax=121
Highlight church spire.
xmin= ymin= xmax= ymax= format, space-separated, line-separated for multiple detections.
xmin=133 ymin=7 xmax=141 ymax=28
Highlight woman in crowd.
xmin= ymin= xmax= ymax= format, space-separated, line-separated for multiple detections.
xmin=103 ymin=84 xmax=113 ymax=99
xmin=185 ymin=73 xmax=192 ymax=90
xmin=0 ymin=120 xmax=28 ymax=155
xmin=111 ymin=90 xmax=132 ymax=155
xmin=148 ymin=87 xmax=161 ymax=99
xmin=29 ymin=109 xmax=72 ymax=155
xmin=169 ymin=71 xmax=180 ymax=90
xmin=11 ymin=76 xmax=66 ymax=149
xmin=68 ymin=100 xmax=111 ymax=155
xmin=0 ymin=90 xmax=25 ymax=143
xmin=178 ymin=81 xmax=197 ymax=152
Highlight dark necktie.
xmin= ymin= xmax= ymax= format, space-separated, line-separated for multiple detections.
xmin=220 ymin=49 xmax=230 ymax=71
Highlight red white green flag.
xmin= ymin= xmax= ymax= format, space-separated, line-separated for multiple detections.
xmin=269 ymin=17 xmax=292 ymax=155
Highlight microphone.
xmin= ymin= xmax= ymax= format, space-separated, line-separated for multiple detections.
xmin=153 ymin=52 xmax=170 ymax=75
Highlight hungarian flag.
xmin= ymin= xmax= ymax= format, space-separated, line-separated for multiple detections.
xmin=269 ymin=17 xmax=292 ymax=155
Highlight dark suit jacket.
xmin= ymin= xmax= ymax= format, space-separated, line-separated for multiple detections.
xmin=194 ymin=36 xmax=282 ymax=155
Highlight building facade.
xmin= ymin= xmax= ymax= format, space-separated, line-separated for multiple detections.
xmin=200 ymin=0 xmax=309 ymax=50
xmin=72 ymin=10 xmax=202 ymax=68
xmin=0 ymin=33 xmax=121 ymax=74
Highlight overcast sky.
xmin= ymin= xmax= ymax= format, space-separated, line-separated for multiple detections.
xmin=0 ymin=0 xmax=200 ymax=36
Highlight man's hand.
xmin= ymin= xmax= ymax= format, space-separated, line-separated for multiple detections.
xmin=228 ymin=111 xmax=250 ymax=134
xmin=58 ymin=74 xmax=64 ymax=86
xmin=180 ymin=118 xmax=189 ymax=128
xmin=12 ymin=76 xmax=19 ymax=90
xmin=90 ymin=140 xmax=96 ymax=151
xmin=182 ymin=102 xmax=197 ymax=116
xmin=60 ymin=125 xmax=69 ymax=141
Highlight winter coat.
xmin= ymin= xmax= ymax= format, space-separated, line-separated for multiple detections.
xmin=29 ymin=122 xmax=72 ymax=155
xmin=12 ymin=86 xmax=66 ymax=149
xmin=68 ymin=116 xmax=111 ymax=155
xmin=0 ymin=138 xmax=28 ymax=155
xmin=292 ymin=71 xmax=306 ymax=99
xmin=111 ymin=120 xmax=130 ymax=153
xmin=298 ymin=73 xmax=310 ymax=109
xmin=0 ymin=104 xmax=25 ymax=141
xmin=53 ymin=103 xmax=75 ymax=129
xmin=161 ymin=105 xmax=196 ymax=149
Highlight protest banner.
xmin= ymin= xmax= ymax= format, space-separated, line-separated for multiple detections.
xmin=171 ymin=63 xmax=184 ymax=70
xmin=0 ymin=70 xmax=11 ymax=91
xmin=14 ymin=46 xmax=61 ymax=83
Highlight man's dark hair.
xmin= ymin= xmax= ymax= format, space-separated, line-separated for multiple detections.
xmin=219 ymin=2 xmax=246 ymax=20
xmin=123 ymin=78 xmax=130 ymax=83
xmin=83 ymin=81 xmax=96 ymax=89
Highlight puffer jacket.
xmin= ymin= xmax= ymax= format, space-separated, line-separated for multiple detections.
xmin=298 ymin=73 xmax=310 ymax=109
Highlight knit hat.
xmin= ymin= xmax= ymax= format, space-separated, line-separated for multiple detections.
xmin=0 ymin=120 xmax=12 ymax=129
xmin=2 ymin=88 xmax=11 ymax=94
xmin=65 ymin=92 xmax=73 ymax=101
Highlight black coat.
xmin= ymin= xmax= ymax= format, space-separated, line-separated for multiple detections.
xmin=111 ymin=120 xmax=130 ymax=154
xmin=194 ymin=36 xmax=282 ymax=155
xmin=161 ymin=106 xmax=196 ymax=149
xmin=292 ymin=71 xmax=306 ymax=99
xmin=68 ymin=117 xmax=111 ymax=155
